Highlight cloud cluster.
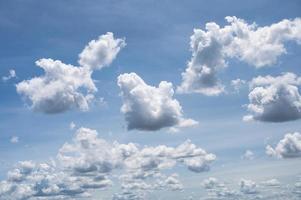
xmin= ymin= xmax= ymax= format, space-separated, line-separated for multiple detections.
xmin=244 ymin=73 xmax=301 ymax=122
xmin=16 ymin=33 xmax=125 ymax=114
xmin=117 ymin=72 xmax=198 ymax=131
xmin=0 ymin=127 xmax=215 ymax=200
xmin=266 ymin=132 xmax=301 ymax=158
xmin=178 ymin=16 xmax=301 ymax=95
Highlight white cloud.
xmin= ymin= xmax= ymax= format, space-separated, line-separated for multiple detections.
xmin=117 ymin=72 xmax=198 ymax=131
xmin=2 ymin=69 xmax=16 ymax=82
xmin=16 ymin=33 xmax=124 ymax=114
xmin=244 ymin=73 xmax=301 ymax=122
xmin=0 ymin=127 xmax=215 ymax=200
xmin=241 ymin=150 xmax=255 ymax=160
xmin=266 ymin=132 xmax=301 ymax=158
xmin=79 ymin=32 xmax=126 ymax=70
xmin=178 ymin=17 xmax=301 ymax=95
xmin=16 ymin=59 xmax=96 ymax=114
xmin=240 ymin=179 xmax=258 ymax=194
xmin=262 ymin=179 xmax=280 ymax=187
xmin=10 ymin=136 xmax=19 ymax=144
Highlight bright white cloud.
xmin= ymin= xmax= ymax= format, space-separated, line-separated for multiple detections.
xmin=16 ymin=59 xmax=96 ymax=113
xmin=117 ymin=72 xmax=198 ymax=131
xmin=266 ymin=132 xmax=301 ymax=158
xmin=0 ymin=127 xmax=215 ymax=200
xmin=79 ymin=32 xmax=126 ymax=70
xmin=2 ymin=69 xmax=16 ymax=82
xmin=244 ymin=73 xmax=301 ymax=122
xmin=178 ymin=17 xmax=301 ymax=95
xmin=16 ymin=33 xmax=124 ymax=114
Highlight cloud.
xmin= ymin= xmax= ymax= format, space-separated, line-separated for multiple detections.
xmin=79 ymin=32 xmax=126 ymax=70
xmin=16 ymin=33 xmax=124 ymax=114
xmin=69 ymin=122 xmax=76 ymax=130
xmin=240 ymin=179 xmax=258 ymax=194
xmin=262 ymin=179 xmax=280 ymax=187
xmin=266 ymin=132 xmax=301 ymax=158
xmin=241 ymin=150 xmax=255 ymax=160
xmin=2 ymin=69 xmax=16 ymax=82
xmin=16 ymin=59 xmax=96 ymax=114
xmin=177 ymin=17 xmax=301 ymax=95
xmin=244 ymin=73 xmax=301 ymax=122
xmin=0 ymin=127 xmax=215 ymax=200
xmin=10 ymin=136 xmax=19 ymax=144
xmin=231 ymin=78 xmax=246 ymax=93
xmin=117 ymin=72 xmax=198 ymax=131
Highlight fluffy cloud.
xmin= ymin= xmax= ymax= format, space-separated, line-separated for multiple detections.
xmin=244 ymin=73 xmax=301 ymax=122
xmin=79 ymin=32 xmax=126 ymax=70
xmin=16 ymin=33 xmax=125 ymax=114
xmin=17 ymin=59 xmax=96 ymax=113
xmin=266 ymin=132 xmax=301 ymax=158
xmin=2 ymin=69 xmax=16 ymax=82
xmin=0 ymin=127 xmax=215 ymax=199
xmin=178 ymin=16 xmax=301 ymax=95
xmin=117 ymin=72 xmax=198 ymax=131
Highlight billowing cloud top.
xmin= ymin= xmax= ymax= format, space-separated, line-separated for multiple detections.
xmin=16 ymin=33 xmax=125 ymax=114
xmin=178 ymin=16 xmax=301 ymax=96
xmin=79 ymin=32 xmax=126 ymax=70
xmin=244 ymin=73 xmax=301 ymax=122
xmin=266 ymin=132 xmax=301 ymax=158
xmin=0 ymin=127 xmax=215 ymax=200
xmin=117 ymin=72 xmax=198 ymax=131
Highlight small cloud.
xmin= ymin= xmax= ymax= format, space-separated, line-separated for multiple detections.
xmin=69 ymin=122 xmax=76 ymax=130
xmin=241 ymin=150 xmax=255 ymax=160
xmin=10 ymin=136 xmax=19 ymax=144
xmin=2 ymin=69 xmax=16 ymax=82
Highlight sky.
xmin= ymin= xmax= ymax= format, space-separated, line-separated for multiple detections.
xmin=0 ymin=0 xmax=301 ymax=199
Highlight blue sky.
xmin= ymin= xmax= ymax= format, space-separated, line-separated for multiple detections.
xmin=0 ymin=0 xmax=301 ymax=199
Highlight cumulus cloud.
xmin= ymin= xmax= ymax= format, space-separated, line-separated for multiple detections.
xmin=244 ymin=73 xmax=301 ymax=122
xmin=117 ymin=72 xmax=198 ymax=131
xmin=178 ymin=16 xmax=301 ymax=95
xmin=2 ymin=69 xmax=16 ymax=82
xmin=0 ymin=127 xmax=215 ymax=200
xmin=16 ymin=33 xmax=125 ymax=114
xmin=266 ymin=132 xmax=301 ymax=158
xmin=79 ymin=32 xmax=126 ymax=70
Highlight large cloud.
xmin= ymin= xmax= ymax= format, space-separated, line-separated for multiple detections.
xmin=0 ymin=127 xmax=215 ymax=200
xmin=266 ymin=132 xmax=301 ymax=158
xmin=117 ymin=72 xmax=198 ymax=131
xmin=177 ymin=17 xmax=301 ymax=95
xmin=244 ymin=73 xmax=301 ymax=122
xmin=16 ymin=33 xmax=125 ymax=114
